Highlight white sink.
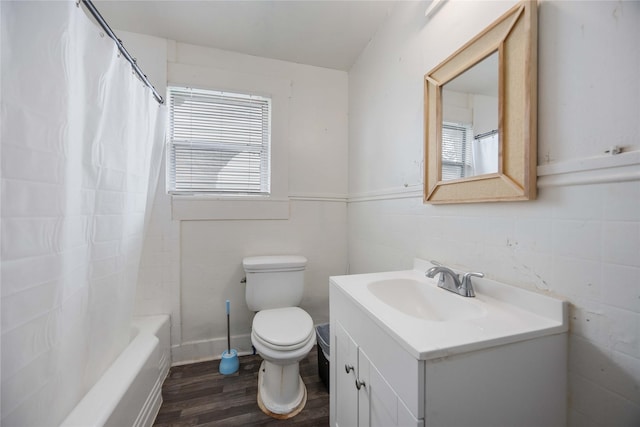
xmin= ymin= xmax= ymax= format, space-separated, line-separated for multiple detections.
xmin=330 ymin=258 xmax=568 ymax=360
xmin=368 ymin=278 xmax=486 ymax=322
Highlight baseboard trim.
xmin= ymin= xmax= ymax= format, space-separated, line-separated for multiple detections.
xmin=171 ymin=334 xmax=254 ymax=366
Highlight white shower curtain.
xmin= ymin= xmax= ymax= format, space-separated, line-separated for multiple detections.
xmin=1 ymin=2 xmax=165 ymax=426
xmin=471 ymin=133 xmax=499 ymax=176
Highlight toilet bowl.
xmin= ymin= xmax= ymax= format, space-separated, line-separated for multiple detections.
xmin=251 ymin=307 xmax=315 ymax=416
xmin=242 ymin=255 xmax=314 ymax=418
xmin=252 ymin=307 xmax=315 ymax=363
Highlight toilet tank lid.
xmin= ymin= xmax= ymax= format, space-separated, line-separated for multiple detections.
xmin=243 ymin=255 xmax=307 ymax=272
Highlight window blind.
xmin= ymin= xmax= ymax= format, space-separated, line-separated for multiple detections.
xmin=168 ymin=86 xmax=271 ymax=194
xmin=441 ymin=122 xmax=472 ymax=180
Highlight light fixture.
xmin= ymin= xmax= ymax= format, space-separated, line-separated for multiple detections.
xmin=425 ymin=0 xmax=449 ymax=19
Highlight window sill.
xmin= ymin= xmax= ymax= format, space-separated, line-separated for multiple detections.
xmin=171 ymin=195 xmax=290 ymax=220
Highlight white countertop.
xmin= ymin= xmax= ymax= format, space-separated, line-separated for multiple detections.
xmin=330 ymin=259 xmax=568 ymax=360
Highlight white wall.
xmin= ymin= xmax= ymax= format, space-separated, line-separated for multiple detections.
xmin=120 ymin=32 xmax=349 ymax=364
xmin=348 ymin=1 xmax=639 ymax=426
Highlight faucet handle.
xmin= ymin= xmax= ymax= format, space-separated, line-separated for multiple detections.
xmin=430 ymin=260 xmax=443 ymax=267
xmin=461 ymin=271 xmax=484 ymax=297
xmin=463 ymin=271 xmax=484 ymax=280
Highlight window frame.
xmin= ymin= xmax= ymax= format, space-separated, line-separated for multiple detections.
xmin=166 ymin=63 xmax=292 ymax=220
xmin=166 ymin=85 xmax=272 ymax=196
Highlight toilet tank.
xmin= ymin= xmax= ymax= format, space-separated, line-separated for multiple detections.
xmin=243 ymin=255 xmax=307 ymax=311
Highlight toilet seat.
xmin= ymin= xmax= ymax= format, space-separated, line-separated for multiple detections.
xmin=252 ymin=307 xmax=314 ymax=351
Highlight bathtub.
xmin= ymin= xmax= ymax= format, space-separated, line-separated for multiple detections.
xmin=60 ymin=315 xmax=171 ymax=427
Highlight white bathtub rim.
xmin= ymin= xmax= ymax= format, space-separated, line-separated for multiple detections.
xmin=59 ymin=315 xmax=170 ymax=427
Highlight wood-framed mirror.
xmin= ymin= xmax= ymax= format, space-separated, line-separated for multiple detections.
xmin=424 ymin=0 xmax=537 ymax=204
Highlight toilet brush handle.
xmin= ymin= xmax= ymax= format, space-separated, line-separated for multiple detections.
xmin=226 ymin=300 xmax=231 ymax=353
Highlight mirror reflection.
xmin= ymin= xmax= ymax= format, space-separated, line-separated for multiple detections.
xmin=441 ymin=51 xmax=499 ymax=181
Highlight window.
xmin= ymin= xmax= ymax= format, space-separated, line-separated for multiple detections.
xmin=441 ymin=121 xmax=473 ymax=180
xmin=167 ymin=86 xmax=271 ymax=195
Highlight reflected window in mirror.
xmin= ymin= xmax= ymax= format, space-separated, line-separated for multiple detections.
xmin=441 ymin=122 xmax=472 ymax=180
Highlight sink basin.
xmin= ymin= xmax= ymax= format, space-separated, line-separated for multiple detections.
xmin=368 ymin=278 xmax=485 ymax=321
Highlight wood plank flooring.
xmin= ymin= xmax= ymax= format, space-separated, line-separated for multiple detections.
xmin=153 ymin=347 xmax=330 ymax=426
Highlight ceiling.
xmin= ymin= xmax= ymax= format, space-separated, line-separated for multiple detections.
xmin=93 ymin=0 xmax=398 ymax=71
xmin=446 ymin=51 xmax=498 ymax=97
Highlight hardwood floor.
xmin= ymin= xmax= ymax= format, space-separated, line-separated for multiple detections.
xmin=154 ymin=347 xmax=330 ymax=426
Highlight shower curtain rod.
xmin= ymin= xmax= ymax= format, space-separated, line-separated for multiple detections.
xmin=80 ymin=0 xmax=164 ymax=104
xmin=474 ymin=129 xmax=498 ymax=140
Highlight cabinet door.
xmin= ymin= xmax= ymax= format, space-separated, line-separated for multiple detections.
xmin=360 ymin=349 xmax=424 ymax=427
xmin=357 ymin=347 xmax=370 ymax=427
xmin=334 ymin=323 xmax=423 ymax=427
xmin=335 ymin=322 xmax=358 ymax=427
xmin=359 ymin=349 xmax=395 ymax=427
xmin=397 ymin=399 xmax=423 ymax=427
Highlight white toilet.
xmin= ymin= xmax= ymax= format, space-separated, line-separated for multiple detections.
xmin=242 ymin=255 xmax=315 ymax=418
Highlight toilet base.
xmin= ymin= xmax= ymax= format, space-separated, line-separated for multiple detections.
xmin=256 ymin=361 xmax=307 ymax=419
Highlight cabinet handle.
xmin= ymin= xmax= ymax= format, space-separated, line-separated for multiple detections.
xmin=344 ymin=364 xmax=354 ymax=374
xmin=355 ymin=379 xmax=366 ymax=390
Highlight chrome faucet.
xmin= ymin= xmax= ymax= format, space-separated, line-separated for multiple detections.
xmin=425 ymin=261 xmax=484 ymax=297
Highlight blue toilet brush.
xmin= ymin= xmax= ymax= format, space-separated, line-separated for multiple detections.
xmin=219 ymin=300 xmax=239 ymax=375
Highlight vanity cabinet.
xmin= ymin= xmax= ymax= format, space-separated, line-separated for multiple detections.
xmin=330 ymin=267 xmax=567 ymax=427
xmin=331 ymin=283 xmax=425 ymax=427
xmin=334 ymin=321 xmax=421 ymax=427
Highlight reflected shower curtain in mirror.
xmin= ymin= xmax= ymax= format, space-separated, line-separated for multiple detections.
xmin=1 ymin=2 xmax=166 ymax=425
xmin=471 ymin=133 xmax=499 ymax=176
